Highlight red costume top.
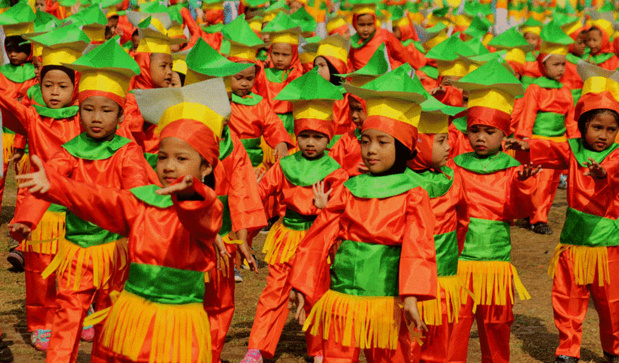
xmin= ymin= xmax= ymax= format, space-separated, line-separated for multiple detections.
xmin=0 ymin=63 xmax=38 ymax=100
xmin=562 ymin=54 xmax=585 ymax=104
xmin=329 ymin=128 xmax=362 ymax=177
xmin=332 ymin=95 xmax=354 ymax=136
xmin=433 ymin=84 xmax=464 ymax=107
xmin=448 ymin=112 xmax=472 ymax=158
xmin=349 ymin=28 xmax=422 ymax=71
xmin=181 ymin=6 xmax=223 ymax=51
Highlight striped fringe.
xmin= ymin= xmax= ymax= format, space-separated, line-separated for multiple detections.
xmin=41 ymin=238 xmax=129 ymax=291
xmin=262 ymin=220 xmax=307 ymax=265
xmin=548 ymin=244 xmax=610 ymax=286
xmin=457 ymin=260 xmax=530 ymax=312
xmin=100 ymin=290 xmax=211 ymax=363
xmin=303 ymin=289 xmax=401 ymax=350
xmin=418 ymin=275 xmax=472 ymax=326
xmin=2 ymin=132 xmax=14 ymax=164
xmin=24 ymin=210 xmax=65 ymax=255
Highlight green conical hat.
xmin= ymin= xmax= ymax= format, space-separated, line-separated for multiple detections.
xmin=27 ymin=23 xmax=89 ymax=66
xmin=390 ymin=5 xmax=405 ymax=21
xmin=64 ymin=4 xmax=107 ymax=26
xmin=464 ymin=37 xmax=490 ymax=55
xmin=127 ymin=10 xmax=186 ymax=52
xmin=453 ymin=59 xmax=523 ymax=97
xmin=406 ymin=1 xmax=418 ymax=12
xmin=419 ymin=65 xmax=438 ymax=80
xmin=0 ymin=1 xmax=35 ymax=36
xmin=553 ymin=12 xmax=579 ymax=28
xmin=464 ymin=16 xmax=491 ymax=38
xmin=426 ymin=34 xmax=476 ymax=61
xmin=262 ymin=11 xmax=301 ymax=33
xmin=222 ymin=15 xmax=264 ymax=48
xmin=488 ymin=26 xmax=534 ymax=51
xmin=63 ymin=36 xmax=140 ymax=77
xmin=202 ymin=23 xmax=224 ymax=33
xmin=139 ymin=1 xmax=167 ymax=13
xmin=185 ymin=38 xmax=253 ymax=83
xmin=33 ymin=10 xmax=59 ymax=35
xmin=457 ymin=50 xmax=515 ymax=74
xmin=275 ymin=69 xmax=343 ymax=102
xmin=337 ymin=43 xmax=388 ymax=85
xmin=421 ymin=95 xmax=465 ymax=116
xmin=344 ymin=63 xmax=427 ymax=104
xmin=539 ymin=20 xmax=574 ymax=55
xmin=290 ymin=7 xmax=316 ymax=33
xmin=98 ymin=0 xmax=124 ymax=8
xmin=519 ymin=17 xmax=543 ymax=34
xmin=255 ymin=0 xmax=290 ymax=22
xmin=432 ymin=6 xmax=449 ymax=18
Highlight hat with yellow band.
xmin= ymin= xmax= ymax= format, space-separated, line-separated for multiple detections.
xmin=27 ymin=24 xmax=90 ymax=66
xmin=421 ymin=22 xmax=449 ymax=52
xmin=453 ymin=59 xmax=524 ymax=136
xmin=261 ymin=11 xmax=301 ymax=45
xmin=350 ymin=0 xmax=377 ymax=17
xmin=302 ymin=34 xmax=350 ymax=75
xmin=554 ymin=12 xmax=583 ymax=37
xmin=98 ymin=0 xmax=124 ymax=18
xmin=337 ymin=43 xmax=388 ymax=86
xmin=425 ymin=34 xmax=476 ymax=77
xmin=574 ymin=60 xmax=619 ymax=121
xmin=344 ymin=63 xmax=427 ymax=151
xmin=222 ymin=15 xmax=266 ymax=63
xmin=519 ymin=17 xmax=543 ymax=36
xmin=326 ymin=14 xmax=349 ymax=36
xmin=463 ymin=15 xmax=492 ymax=40
xmin=63 ymin=5 xmax=108 ymax=43
xmin=127 ymin=10 xmax=187 ymax=54
xmin=539 ymin=20 xmax=574 ymax=57
xmin=63 ymin=36 xmax=140 ymax=107
xmin=457 ymin=50 xmax=513 ymax=74
xmin=248 ymin=15 xmax=263 ymax=34
xmin=28 ymin=10 xmax=60 ymax=57
xmin=185 ymin=38 xmax=253 ymax=88
xmin=290 ymin=6 xmax=317 ymax=35
xmin=133 ymin=78 xmax=231 ymax=167
xmin=256 ymin=0 xmax=290 ymax=23
xmin=275 ymin=69 xmax=343 ymax=140
xmin=0 ymin=1 xmax=35 ymax=37
xmin=487 ymin=26 xmax=534 ymax=74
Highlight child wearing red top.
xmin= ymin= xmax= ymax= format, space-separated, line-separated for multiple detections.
xmin=585 ymin=20 xmax=619 ymax=71
xmin=329 ymin=94 xmax=367 ymax=177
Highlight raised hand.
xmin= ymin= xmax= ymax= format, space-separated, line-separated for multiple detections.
xmin=15 ymin=155 xmax=50 ymax=194
xmin=273 ymin=142 xmax=289 ymax=162
xmin=312 ymin=180 xmax=332 ymax=209
xmin=518 ymin=162 xmax=542 ymax=181
xmin=156 ymin=175 xmax=196 ymax=198
xmin=584 ymin=157 xmax=607 ymax=179
xmin=238 ymin=241 xmax=259 ymax=273
xmin=9 ymin=222 xmax=32 ymax=241
xmin=357 ymin=162 xmax=369 ymax=174
xmin=504 ymin=139 xmax=530 ymax=152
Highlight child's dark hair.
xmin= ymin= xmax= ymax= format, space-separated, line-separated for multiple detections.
xmin=41 ymin=65 xmax=76 ymax=85
xmin=314 ymin=56 xmax=343 ymax=86
xmin=176 ymin=71 xmax=185 ymax=86
xmin=4 ymin=35 xmax=31 ymax=55
xmin=374 ymin=139 xmax=415 ymax=176
xmin=578 ymin=108 xmax=619 ymax=136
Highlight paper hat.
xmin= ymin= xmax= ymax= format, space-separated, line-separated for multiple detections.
xmin=337 ymin=43 xmax=388 ymax=86
xmin=464 ymin=37 xmax=490 ymax=55
xmin=247 ymin=15 xmax=263 ymax=33
xmin=98 ymin=0 xmax=124 ymax=17
xmin=520 ymin=17 xmax=543 ymax=35
xmin=344 ymin=64 xmax=427 ymax=151
xmin=241 ymin=0 xmax=269 ymax=8
xmin=554 ymin=13 xmax=583 ymax=37
xmin=261 ymin=11 xmax=301 ymax=45
xmin=458 ymin=50 xmax=511 ymax=73
xmin=127 ymin=10 xmax=186 ymax=54
xmin=185 ymin=38 xmax=253 ymax=86
xmin=0 ymin=1 xmax=35 ymax=37
xmin=421 ymin=23 xmax=449 ymax=51
xmin=256 ymin=0 xmax=289 ymax=22
xmin=463 ymin=15 xmax=491 ymax=39
xmin=588 ymin=18 xmax=614 ymax=38
xmin=202 ymin=0 xmax=224 ymax=9
xmin=290 ymin=6 xmax=316 ymax=34
xmin=29 ymin=10 xmax=60 ymax=57
xmin=64 ymin=5 xmax=108 ymax=42
xmin=575 ymin=60 xmax=619 ymax=120
xmin=418 ymin=95 xmax=465 ymax=134
xmin=425 ymin=34 xmax=476 ymax=77
xmin=64 ymin=37 xmax=140 ymax=106
xmin=27 ymin=24 xmax=89 ymax=66
xmin=539 ymin=20 xmax=574 ymax=56
xmin=275 ymin=70 xmax=343 ymax=138
xmin=453 ymin=60 xmax=524 ymax=135
xmin=222 ymin=15 xmax=265 ymax=62
xmin=488 ymin=26 xmax=534 ymax=72
xmin=350 ymin=0 xmax=377 ymax=16
xmin=302 ymin=34 xmax=350 ymax=74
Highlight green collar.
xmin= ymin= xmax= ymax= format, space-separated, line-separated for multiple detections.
xmin=280 ymin=151 xmax=341 ymax=186
xmin=525 ymin=51 xmax=538 ymax=62
xmin=219 ymin=126 xmax=234 ymax=161
xmin=130 ymin=185 xmax=173 ymax=208
xmin=265 ymin=67 xmax=294 ymax=84
xmin=354 ymin=127 xmax=362 ymax=140
xmin=62 ymin=133 xmax=131 ymax=161
xmin=589 ymin=52 xmax=615 ymax=65
xmin=34 ymin=104 xmax=79 ymax=119
xmin=411 ymin=167 xmax=454 ymax=198
xmin=0 ymin=63 xmax=36 ymax=83
xmin=27 ymin=85 xmax=44 ymax=105
xmin=568 ymin=138 xmax=619 ymax=167
xmin=566 ymin=52 xmax=585 ymax=65
xmin=344 ymin=168 xmax=418 ymax=199
xmin=231 ymin=92 xmax=263 ymax=106
xmin=453 ymin=115 xmax=467 ymax=133
xmin=532 ymin=76 xmax=563 ymax=89
xmin=454 ymin=151 xmax=520 ymax=174
xmin=350 ymin=31 xmax=376 ymax=49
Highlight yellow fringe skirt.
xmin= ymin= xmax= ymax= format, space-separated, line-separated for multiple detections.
xmin=548 ymin=244 xmax=610 ymax=286
xmin=41 ymin=238 xmax=129 ymax=291
xmin=303 ymin=289 xmax=402 ymax=350
xmin=23 ymin=210 xmax=65 ymax=255
xmin=418 ymin=275 xmax=472 ymax=326
xmin=262 ymin=220 xmax=307 ymax=265
xmin=457 ymin=260 xmax=530 ymax=312
xmin=99 ymin=290 xmax=212 ymax=363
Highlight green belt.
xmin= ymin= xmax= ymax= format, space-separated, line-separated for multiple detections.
xmin=330 ymin=240 xmax=400 ymax=297
xmin=144 ymin=152 xmax=158 ymax=171
xmin=460 ymin=218 xmax=511 ymax=262
xmin=435 ymin=231 xmax=458 ymax=276
xmin=64 ymin=211 xmax=125 ymax=248
xmin=521 ymin=75 xmax=536 ymax=90
xmin=560 ymin=207 xmax=619 ymax=247
xmin=532 ymin=112 xmax=566 ymax=137
xmin=240 ymin=137 xmax=264 ymax=167
xmin=277 ymin=113 xmax=295 ymax=134
xmin=48 ymin=203 xmax=65 ymax=213
xmin=124 ymin=263 xmax=205 ymax=305
xmin=218 ymin=195 xmax=232 ymax=237
xmin=282 ymin=209 xmax=316 ymax=231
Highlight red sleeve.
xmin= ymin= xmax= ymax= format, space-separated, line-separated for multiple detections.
xmin=181 ymin=7 xmax=203 ymax=49
xmin=452 ymin=171 xmax=469 ymax=250
xmin=564 ymin=96 xmax=578 ymax=139
xmin=384 ymin=31 xmax=421 ymax=70
xmin=172 ymin=177 xmax=223 ymax=242
xmin=527 ymin=139 xmax=570 ymax=170
xmin=507 ymin=168 xmax=538 ymax=220
xmin=324 ymin=168 xmax=349 ymax=192
xmin=329 ymin=135 xmax=346 ymax=165
xmin=120 ymin=142 xmax=159 ymax=188
xmin=0 ymin=97 xmax=35 ymax=136
xmin=258 ymin=162 xmax=284 ymax=202
xmin=13 ymin=133 xmax=26 ymax=149
xmin=260 ymin=100 xmax=294 ymax=148
xmin=514 ymin=85 xmax=540 ymax=140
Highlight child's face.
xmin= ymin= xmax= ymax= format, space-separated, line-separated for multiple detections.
xmin=41 ymin=70 xmax=74 ymax=109
xmin=314 ymin=56 xmax=330 ymax=82
xmin=297 ymin=130 xmax=329 ymax=159
xmin=467 ymin=124 xmax=505 ymax=156
xmin=440 ymin=76 xmax=462 ymax=87
xmin=360 ymin=128 xmax=397 ymax=174
xmin=271 ymin=43 xmax=293 ymax=70
xmin=35 ymin=0 xmax=45 ymax=10
xmin=231 ymin=65 xmax=256 ymax=97
xmin=79 ymin=96 xmax=121 ymax=141
xmin=150 ymin=53 xmax=173 ymax=88
xmin=523 ymin=32 xmax=540 ymax=46
xmin=587 ymin=29 xmax=603 ymax=54
xmin=7 ymin=48 xmax=28 ymax=66
xmin=584 ymin=112 xmax=619 ymax=152
xmin=355 ymin=14 xmax=376 ymax=40
xmin=572 ymin=32 xmax=587 ymax=57
xmin=157 ymin=137 xmax=212 ymax=187
xmin=169 ymin=72 xmax=182 ymax=88
xmin=349 ymin=97 xmax=366 ymax=128
xmin=289 ymin=0 xmax=303 ymax=13
xmin=132 ymin=33 xmax=140 ymax=50
xmin=431 ymin=133 xmax=450 ymax=168
xmin=543 ymin=54 xmax=566 ymax=82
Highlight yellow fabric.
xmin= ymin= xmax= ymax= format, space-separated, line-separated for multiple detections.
xmin=367 ymin=98 xmax=422 ymax=127
xmin=137 ymin=36 xmax=172 ymax=55
xmin=467 ymin=89 xmax=515 ymax=114
xmin=3 ymin=22 xmax=33 ymax=37
xmin=590 ymin=18 xmax=613 ymax=37
xmin=348 ymin=74 xmax=376 ymax=87
xmin=457 ymin=260 xmax=530 ymax=312
xmin=418 ymin=113 xmax=450 ymax=134
xmin=83 ymin=26 xmax=105 ymax=42
xmin=262 ymin=219 xmax=307 ymax=265
xmin=352 ymin=3 xmax=375 ymax=15
xmin=505 ymin=48 xmax=526 ymax=65
xmin=149 ymin=17 xmax=167 ymax=34
xmin=423 ymin=32 xmax=448 ymax=51
xmin=3 ymin=132 xmax=14 ymax=164
xmin=184 ymin=68 xmax=211 ymax=86
xmin=531 ymin=134 xmax=567 ymax=142
xmin=157 ymin=102 xmax=225 ymax=137
xmin=263 ymin=12 xmax=277 ymax=22
xmin=80 ymin=70 xmax=130 ymax=99
xmin=317 ymin=43 xmax=348 ymax=64
xmin=202 ymin=1 xmax=224 ymax=10
xmin=394 ymin=16 xmax=410 ymax=28
xmin=173 ymin=59 xmax=187 ymax=75
xmin=482 ymin=33 xmax=493 ymax=46
xmin=100 ymin=290 xmax=212 ymax=363
xmin=454 ymin=14 xmax=472 ymax=27
xmin=167 ymin=24 xmax=185 ymax=38
xmin=304 ymin=289 xmax=401 ymax=349
xmin=42 ymin=47 xmax=83 ymax=66
xmin=521 ymin=26 xmax=541 ymax=36
xmin=582 ymin=76 xmax=619 ymax=101
xmin=248 ymin=18 xmax=262 ymax=32
xmin=299 ymin=51 xmax=316 ymax=64
xmin=41 ymin=238 xmax=129 ymax=291
xmin=548 ymin=243 xmax=610 ymax=286
xmin=418 ymin=275 xmax=472 ymax=325
xmin=24 ymin=210 xmax=65 ymax=255
xmin=292 ymin=100 xmax=334 ymax=121
xmin=229 ymin=44 xmax=257 ymax=62
xmin=326 ymin=17 xmax=347 ymax=33
xmin=437 ymin=59 xmax=468 ymax=77
xmin=540 ymin=42 xmax=569 ymax=55
xmin=271 ymin=32 xmax=299 ymax=45
xmin=32 ymin=44 xmax=42 ymax=57
xmin=562 ymin=21 xmax=583 ymax=37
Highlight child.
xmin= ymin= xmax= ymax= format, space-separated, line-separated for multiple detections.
xmin=585 ymin=19 xmax=619 ymax=71
xmin=328 ymin=93 xmax=367 ymax=176
xmin=241 ymin=71 xmax=348 ymax=363
xmin=514 ymin=22 xmax=577 ymax=235
xmin=506 ymin=61 xmax=619 ymax=363
xmin=18 ymin=78 xmax=229 ymax=363
xmin=520 ymin=18 xmax=544 ymax=89
xmin=10 ymin=39 xmax=153 ymax=363
xmin=487 ymin=27 xmax=535 ymax=79
xmin=558 ymin=15 xmax=587 ymax=103
xmin=288 ymin=64 xmax=437 ymax=362
xmin=448 ymin=60 xmax=539 ymax=362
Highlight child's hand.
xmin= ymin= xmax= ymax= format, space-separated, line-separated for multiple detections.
xmin=504 ymin=139 xmax=530 ymax=151
xmin=584 ymin=158 xmax=607 ymax=179
xmin=272 ymin=142 xmax=289 ymax=161
xmin=156 ymin=175 xmax=196 ymax=198
xmin=238 ymin=241 xmax=259 ymax=273
xmin=288 ymin=290 xmax=306 ymax=326
xmin=357 ymin=162 xmax=369 ymax=174
xmin=518 ymin=162 xmax=542 ymax=181
xmin=9 ymin=223 xmax=32 ymax=241
xmin=429 ymin=85 xmax=445 ymax=96
xmin=402 ymin=296 xmax=427 ymax=334
xmin=312 ymin=180 xmax=332 ymax=209
xmin=214 ymin=235 xmax=232 ymax=271
xmin=15 ymin=155 xmax=50 ymax=194
xmin=10 ymin=148 xmax=24 ymax=166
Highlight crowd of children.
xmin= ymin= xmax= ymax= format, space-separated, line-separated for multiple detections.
xmin=0 ymin=0 xmax=618 ymax=362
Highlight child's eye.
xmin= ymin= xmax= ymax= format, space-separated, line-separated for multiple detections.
xmin=158 ymin=155 xmax=167 ymax=160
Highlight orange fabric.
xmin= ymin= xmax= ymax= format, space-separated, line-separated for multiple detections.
xmin=229 ymin=95 xmax=294 ymax=148
xmin=409 ymin=134 xmax=434 ymax=172
xmin=161 ymin=119 xmax=220 ymax=167
xmin=294 ymin=118 xmax=334 ymax=139
xmin=575 ymin=91 xmax=619 ymax=121
xmin=405 ymin=43 xmax=428 ymax=70
xmin=253 ymin=53 xmax=304 ymax=117
xmin=329 ymin=129 xmax=362 ymax=177
xmin=411 ymin=289 xmax=455 ymax=362
xmin=349 ymin=29 xmax=423 ymax=71
xmin=118 ymin=93 xmax=157 ymax=153
xmin=182 ymin=7 xmax=223 ymax=51
xmin=328 ymin=23 xmax=349 ymax=37
xmin=448 ymin=115 xmax=473 ymax=158
xmin=561 ymin=61 xmax=583 ymax=94
xmin=523 ymin=53 xmax=543 ymax=80
xmin=530 ymin=168 xmax=562 ymax=224
xmin=203 ymin=8 xmax=224 ymax=25
xmin=333 ymin=96 xmax=354 ymax=136
xmin=79 ymin=90 xmax=126 ymax=108
xmin=398 ymin=23 xmax=419 ymax=42
xmin=363 ymin=115 xmax=418 ymax=152
xmin=0 ymin=72 xmax=37 ymax=99
xmin=434 ymin=84 xmax=464 ymax=107
xmin=467 ymin=106 xmax=511 ymax=137
xmin=129 ymin=53 xmax=155 ymax=91
xmin=24 ymin=252 xmax=57 ymax=331
xmin=116 ymin=15 xmax=134 ymax=45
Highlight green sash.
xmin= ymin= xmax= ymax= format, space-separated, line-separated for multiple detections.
xmin=64 ymin=212 xmax=125 ymax=248
xmin=282 ymin=209 xmax=316 ymax=231
xmin=217 ymin=195 xmax=232 ymax=237
xmin=460 ymin=218 xmax=511 ymax=262
xmin=532 ymin=112 xmax=566 ymax=137
xmin=33 ymin=104 xmax=79 ymax=119
xmin=124 ymin=263 xmax=205 ymax=304
xmin=240 ymin=137 xmax=263 ymax=167
xmin=435 ymin=231 xmax=459 ymax=276
xmin=345 ymin=168 xmax=418 ymax=199
xmin=560 ymin=207 xmax=619 ymax=247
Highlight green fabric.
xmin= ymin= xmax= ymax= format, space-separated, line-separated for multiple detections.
xmin=566 ymin=52 xmax=582 ymax=65
xmin=2 ymin=126 xmax=14 ymax=135
xmin=33 ymin=104 xmax=79 ymax=119
xmin=275 ymin=70 xmax=343 ymax=102
xmin=48 ymin=203 xmax=65 ymax=213
xmin=568 ymin=138 xmax=619 ymax=167
xmin=280 ymin=151 xmax=340 ymax=187
xmin=0 ymin=63 xmax=35 ymax=83
xmin=532 ymin=112 xmax=566 ymax=137
xmin=589 ymin=52 xmax=615 ymax=65
xmin=64 ymin=211 xmax=125 ymax=247
xmin=29 ymin=23 xmax=89 ymax=48
xmin=560 ymin=207 xmax=619 ymax=247
xmin=27 ymin=84 xmax=44 ymax=106
xmin=350 ymin=31 xmax=376 ymax=49
xmin=218 ymin=127 xmax=234 ymax=161
xmin=282 ymin=209 xmax=316 ymax=231
xmin=521 ymin=75 xmax=536 ymax=90
xmin=419 ymin=65 xmax=438 ymax=80
xmin=277 ymin=112 xmax=294 ymax=134
xmin=540 ymin=21 xmax=574 ymax=46
xmin=144 ymin=152 xmax=157 ymax=170
xmin=354 ymin=127 xmax=362 ymax=140
xmin=240 ymin=137 xmax=263 ymax=167
xmin=454 ymin=152 xmax=520 ymax=174
xmin=264 ymin=67 xmax=292 ymax=84
xmin=186 ymin=38 xmax=252 ymax=77
xmin=411 ymin=166 xmax=454 ymax=198
xmin=130 ymin=185 xmax=173 ymax=208
xmin=62 ymin=133 xmax=130 ymax=161
xmin=453 ymin=115 xmax=467 ymax=133
xmin=525 ymin=52 xmax=537 ymax=62
xmin=68 ymin=36 xmax=140 ymax=76
xmin=571 ymin=88 xmax=582 ymax=105
xmin=330 ymin=240 xmax=400 ymax=297
xmin=434 ymin=231 xmax=458 ymax=276
xmin=217 ymin=195 xmax=232 ymax=237
xmin=327 ymin=134 xmax=342 ymax=148
xmin=231 ymin=92 xmax=263 ymax=106
xmin=532 ymin=77 xmax=563 ymax=89
xmin=459 ymin=218 xmax=511 ymax=262
xmin=124 ymin=263 xmax=205 ymax=304
xmin=345 ymin=168 xmax=418 ymax=199
xmin=257 ymin=48 xmax=268 ymax=61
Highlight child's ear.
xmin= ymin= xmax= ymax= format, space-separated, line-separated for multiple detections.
xmin=201 ymin=162 xmax=213 ymax=180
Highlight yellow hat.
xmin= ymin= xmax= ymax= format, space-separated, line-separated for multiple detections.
xmin=27 ymin=24 xmax=89 ymax=66
xmin=127 ymin=10 xmax=187 ymax=54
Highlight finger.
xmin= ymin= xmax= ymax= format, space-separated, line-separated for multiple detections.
xmin=29 ymin=184 xmax=43 ymax=194
xmin=40 ymin=184 xmax=50 ymax=194
xmin=18 ymin=180 xmax=36 ymax=189
xmin=325 ymin=188 xmax=333 ymax=197
xmin=15 ymin=173 xmax=36 ymax=181
xmin=31 ymin=155 xmax=44 ymax=171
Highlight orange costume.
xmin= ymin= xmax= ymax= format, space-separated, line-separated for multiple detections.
xmin=349 ymin=27 xmax=422 ymax=71
xmin=586 ymin=20 xmax=619 ymax=71
xmin=448 ymin=112 xmax=472 ymax=158
xmin=329 ymin=128 xmax=362 ymax=177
